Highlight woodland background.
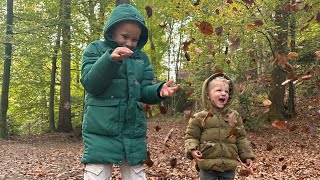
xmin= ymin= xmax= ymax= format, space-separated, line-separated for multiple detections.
xmin=0 ymin=0 xmax=319 ymax=179
xmin=0 ymin=0 xmax=319 ymax=137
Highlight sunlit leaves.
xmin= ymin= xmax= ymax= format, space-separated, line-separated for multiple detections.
xmin=195 ymin=21 xmax=213 ymax=35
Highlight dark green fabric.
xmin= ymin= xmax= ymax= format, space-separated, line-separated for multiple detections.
xmin=80 ymin=4 xmax=163 ymax=165
xmin=185 ymin=73 xmax=255 ymax=172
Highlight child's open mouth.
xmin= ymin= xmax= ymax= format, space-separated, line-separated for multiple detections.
xmin=219 ymin=97 xmax=226 ymax=104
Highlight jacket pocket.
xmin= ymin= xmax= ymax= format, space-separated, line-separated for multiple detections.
xmin=133 ymin=101 xmax=147 ymax=137
xmin=84 ymin=99 xmax=120 ymax=136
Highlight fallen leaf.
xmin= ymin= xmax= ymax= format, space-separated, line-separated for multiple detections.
xmin=266 ymin=142 xmax=274 ymax=151
xmin=169 ymin=158 xmax=177 ymax=168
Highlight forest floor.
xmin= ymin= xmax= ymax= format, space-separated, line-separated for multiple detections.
xmin=0 ymin=96 xmax=319 ymax=180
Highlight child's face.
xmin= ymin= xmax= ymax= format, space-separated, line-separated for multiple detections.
xmin=110 ymin=21 xmax=141 ymax=50
xmin=207 ymin=79 xmax=230 ymax=108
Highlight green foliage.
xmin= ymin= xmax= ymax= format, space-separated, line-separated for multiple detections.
xmin=1 ymin=0 xmax=319 ymax=135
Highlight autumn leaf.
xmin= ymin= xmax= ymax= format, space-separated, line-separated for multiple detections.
xmin=274 ymin=52 xmax=294 ymax=70
xmin=272 ymin=120 xmax=288 ymax=129
xmin=215 ymin=9 xmax=220 ymax=15
xmin=287 ymin=52 xmax=299 ymax=59
xmin=282 ymin=164 xmax=287 ymax=171
xmin=182 ymin=38 xmax=195 ymax=51
xmin=226 ymin=127 xmax=240 ymax=138
xmin=254 ymin=19 xmax=263 ymax=26
xmin=247 ymin=24 xmax=254 ymax=30
xmin=154 ymin=123 xmax=161 ymax=132
xmin=215 ymin=26 xmax=223 ymax=36
xmin=316 ymin=11 xmax=320 ymax=23
xmin=266 ymin=142 xmax=274 ymax=151
xmin=143 ymin=151 xmax=154 ymax=167
xmin=242 ymin=0 xmax=254 ymax=5
xmin=177 ymin=71 xmax=190 ymax=79
xmin=186 ymin=88 xmax=194 ymax=97
xmin=144 ymin=104 xmax=152 ymax=111
xmin=145 ymin=5 xmax=152 ymax=18
xmin=284 ymin=3 xmax=291 ymax=13
xmin=160 ymin=102 xmax=167 ymax=114
xmin=227 ymin=0 xmax=233 ymax=4
xmin=201 ymin=111 xmax=213 ymax=127
xmin=214 ymin=68 xmax=223 ymax=74
xmin=238 ymin=168 xmax=254 ymax=176
xmin=169 ymin=158 xmax=177 ymax=168
xmin=248 ymin=48 xmax=254 ymax=57
xmin=244 ymin=71 xmax=252 ymax=79
xmin=195 ymin=21 xmax=213 ymax=35
xmin=184 ymin=51 xmax=191 ymax=61
xmin=230 ymin=35 xmax=240 ymax=51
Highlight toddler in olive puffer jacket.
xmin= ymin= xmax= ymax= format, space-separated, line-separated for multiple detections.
xmin=184 ymin=73 xmax=255 ymax=179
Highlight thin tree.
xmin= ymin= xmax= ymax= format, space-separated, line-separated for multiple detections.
xmin=0 ymin=0 xmax=13 ymax=139
xmin=268 ymin=1 xmax=290 ymax=120
xmin=57 ymin=0 xmax=72 ymax=132
xmin=49 ymin=25 xmax=61 ymax=132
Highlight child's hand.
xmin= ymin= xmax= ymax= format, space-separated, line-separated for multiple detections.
xmin=191 ymin=150 xmax=203 ymax=161
xmin=244 ymin=159 xmax=253 ymax=169
xmin=111 ymin=47 xmax=133 ymax=61
xmin=160 ymin=80 xmax=181 ymax=97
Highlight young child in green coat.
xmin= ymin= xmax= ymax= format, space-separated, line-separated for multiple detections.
xmin=80 ymin=4 xmax=180 ymax=180
xmin=184 ymin=73 xmax=255 ymax=179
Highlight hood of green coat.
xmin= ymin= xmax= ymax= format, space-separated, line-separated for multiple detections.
xmin=103 ymin=4 xmax=148 ymax=50
xmin=201 ymin=73 xmax=234 ymax=112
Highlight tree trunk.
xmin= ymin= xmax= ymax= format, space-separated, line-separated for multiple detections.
xmin=0 ymin=0 xmax=13 ymax=139
xmin=287 ymin=0 xmax=297 ymax=117
xmin=116 ymin=0 xmax=130 ymax=6
xmin=268 ymin=1 xmax=289 ymax=120
xmin=57 ymin=0 xmax=72 ymax=132
xmin=49 ymin=26 xmax=61 ymax=132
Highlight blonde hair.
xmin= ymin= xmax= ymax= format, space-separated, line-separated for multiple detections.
xmin=207 ymin=76 xmax=230 ymax=91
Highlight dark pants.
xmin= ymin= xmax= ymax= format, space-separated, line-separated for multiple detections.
xmin=200 ymin=169 xmax=235 ymax=180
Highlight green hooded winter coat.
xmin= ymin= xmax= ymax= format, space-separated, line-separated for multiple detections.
xmin=80 ymin=4 xmax=164 ymax=166
xmin=184 ymin=73 xmax=255 ymax=172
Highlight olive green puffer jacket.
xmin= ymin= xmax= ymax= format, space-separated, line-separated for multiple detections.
xmin=80 ymin=4 xmax=164 ymax=166
xmin=184 ymin=73 xmax=255 ymax=172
